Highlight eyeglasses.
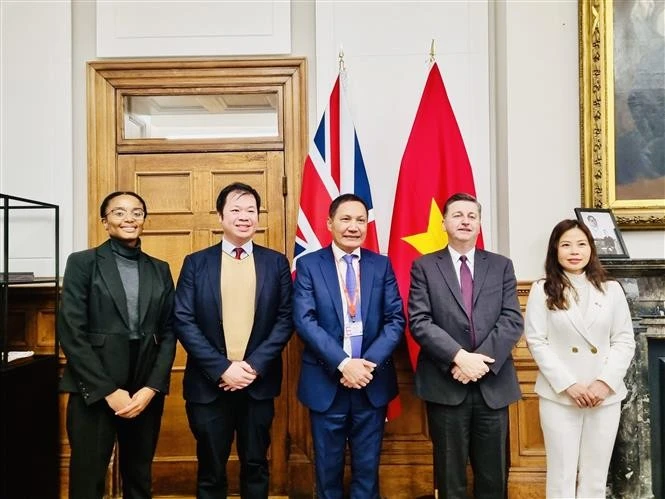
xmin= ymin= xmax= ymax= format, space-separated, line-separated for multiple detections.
xmin=104 ymin=208 xmax=146 ymax=220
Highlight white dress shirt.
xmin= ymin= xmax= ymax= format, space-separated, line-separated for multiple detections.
xmin=331 ymin=243 xmax=362 ymax=368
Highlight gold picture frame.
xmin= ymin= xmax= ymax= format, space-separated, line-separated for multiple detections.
xmin=579 ymin=0 xmax=665 ymax=230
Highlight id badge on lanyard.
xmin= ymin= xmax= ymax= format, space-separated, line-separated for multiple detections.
xmin=344 ymin=320 xmax=363 ymax=339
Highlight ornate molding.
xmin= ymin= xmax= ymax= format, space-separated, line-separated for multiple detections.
xmin=579 ymin=0 xmax=665 ymax=230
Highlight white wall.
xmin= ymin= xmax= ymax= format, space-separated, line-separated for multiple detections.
xmin=96 ymin=1 xmax=291 ymax=56
xmin=499 ymin=0 xmax=664 ymax=279
xmin=314 ymin=1 xmax=493 ymax=253
xmin=3 ymin=0 xmax=662 ymax=282
xmin=500 ymin=1 xmax=582 ymax=279
xmin=0 ymin=1 xmax=72 ymax=277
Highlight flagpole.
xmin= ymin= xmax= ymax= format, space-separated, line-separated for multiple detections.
xmin=338 ymin=45 xmax=346 ymax=73
xmin=429 ymin=37 xmax=439 ymax=499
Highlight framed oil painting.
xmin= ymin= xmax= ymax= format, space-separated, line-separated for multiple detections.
xmin=579 ymin=0 xmax=665 ymax=229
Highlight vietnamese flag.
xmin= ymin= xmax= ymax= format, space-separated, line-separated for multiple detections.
xmin=388 ymin=63 xmax=483 ymax=370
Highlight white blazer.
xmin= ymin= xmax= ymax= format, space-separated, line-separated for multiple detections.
xmin=524 ymin=279 xmax=635 ymax=406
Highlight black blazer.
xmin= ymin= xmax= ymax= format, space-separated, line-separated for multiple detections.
xmin=174 ymin=243 xmax=293 ymax=404
xmin=408 ymin=247 xmax=523 ymax=409
xmin=59 ymin=240 xmax=176 ymax=405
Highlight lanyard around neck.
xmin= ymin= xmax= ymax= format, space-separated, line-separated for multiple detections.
xmin=335 ymin=257 xmax=360 ymax=319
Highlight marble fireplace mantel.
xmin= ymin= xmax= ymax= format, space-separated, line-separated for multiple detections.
xmin=604 ymin=257 xmax=665 ymax=499
xmin=610 ymin=319 xmax=665 ymax=499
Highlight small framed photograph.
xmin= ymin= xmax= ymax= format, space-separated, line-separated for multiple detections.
xmin=575 ymin=208 xmax=630 ymax=259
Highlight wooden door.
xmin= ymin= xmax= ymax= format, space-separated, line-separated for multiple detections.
xmin=77 ymin=58 xmax=307 ymax=498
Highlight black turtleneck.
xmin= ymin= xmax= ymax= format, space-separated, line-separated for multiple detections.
xmin=110 ymin=238 xmax=141 ymax=339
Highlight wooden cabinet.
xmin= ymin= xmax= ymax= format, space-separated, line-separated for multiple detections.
xmin=0 ymin=195 xmax=60 ymax=498
xmin=0 ymin=355 xmax=59 ymax=498
xmin=1 ymin=286 xmax=64 ymax=497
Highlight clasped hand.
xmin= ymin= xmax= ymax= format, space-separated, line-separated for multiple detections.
xmin=451 ymin=350 xmax=495 ymax=384
xmin=106 ymin=387 xmax=156 ymax=419
xmin=219 ymin=361 xmax=257 ymax=391
xmin=565 ymin=380 xmax=611 ymax=408
xmin=340 ymin=358 xmax=376 ymax=389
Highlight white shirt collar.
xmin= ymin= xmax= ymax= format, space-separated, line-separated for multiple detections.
xmin=222 ymin=238 xmax=253 ymax=257
xmin=448 ymin=246 xmax=475 ymax=266
xmin=331 ymin=243 xmax=361 ymax=262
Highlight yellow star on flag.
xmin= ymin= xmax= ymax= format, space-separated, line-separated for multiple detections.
xmin=401 ymin=199 xmax=448 ymax=255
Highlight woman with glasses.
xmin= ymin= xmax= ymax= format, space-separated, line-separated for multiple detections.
xmin=59 ymin=191 xmax=176 ymax=499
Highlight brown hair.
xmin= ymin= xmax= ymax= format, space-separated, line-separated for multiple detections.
xmin=543 ymin=219 xmax=609 ymax=310
xmin=443 ymin=192 xmax=482 ymax=218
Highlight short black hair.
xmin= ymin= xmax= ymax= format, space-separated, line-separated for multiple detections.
xmin=100 ymin=191 xmax=148 ymax=219
xmin=443 ymin=192 xmax=481 ymax=217
xmin=216 ymin=182 xmax=261 ymax=215
xmin=328 ymin=193 xmax=369 ymax=219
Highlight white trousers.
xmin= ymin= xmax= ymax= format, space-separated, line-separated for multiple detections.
xmin=539 ymin=398 xmax=621 ymax=498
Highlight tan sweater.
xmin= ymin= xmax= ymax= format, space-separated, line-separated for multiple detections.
xmin=221 ymin=251 xmax=256 ymax=361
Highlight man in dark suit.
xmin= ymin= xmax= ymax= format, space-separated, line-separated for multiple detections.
xmin=174 ymin=182 xmax=293 ymax=499
xmin=294 ymin=193 xmax=405 ymax=499
xmin=408 ymin=192 xmax=523 ymax=499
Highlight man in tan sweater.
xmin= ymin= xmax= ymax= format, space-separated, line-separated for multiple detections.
xmin=175 ymin=182 xmax=293 ymax=499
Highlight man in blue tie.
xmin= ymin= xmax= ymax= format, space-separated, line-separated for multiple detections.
xmin=293 ymin=193 xmax=405 ymax=499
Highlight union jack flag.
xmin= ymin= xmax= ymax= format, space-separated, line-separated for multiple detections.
xmin=293 ymin=74 xmax=379 ymax=269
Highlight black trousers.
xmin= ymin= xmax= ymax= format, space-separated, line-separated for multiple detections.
xmin=426 ymin=385 xmax=508 ymax=499
xmin=66 ymin=392 xmax=165 ymax=499
xmin=186 ymin=391 xmax=275 ymax=499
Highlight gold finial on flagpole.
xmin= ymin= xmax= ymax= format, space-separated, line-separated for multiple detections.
xmin=429 ymin=39 xmax=436 ymax=64
xmin=338 ymin=45 xmax=346 ymax=72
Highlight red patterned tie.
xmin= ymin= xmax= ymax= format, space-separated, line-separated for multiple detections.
xmin=459 ymin=255 xmax=476 ymax=348
xmin=233 ymin=247 xmax=243 ymax=260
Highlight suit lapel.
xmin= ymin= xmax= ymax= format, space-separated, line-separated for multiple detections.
xmin=436 ymin=248 xmax=466 ymax=314
xmin=253 ymin=246 xmax=267 ymax=312
xmin=562 ymin=283 xmax=603 ymax=347
xmin=137 ymin=253 xmax=153 ymax=326
xmin=472 ymin=250 xmax=489 ymax=308
xmin=359 ymin=249 xmax=375 ymax=323
xmin=205 ymin=244 xmax=223 ymax=320
xmin=321 ymin=247 xmax=345 ymax=329
xmin=585 ymin=283 xmax=604 ymax=330
xmin=564 ymin=300 xmax=593 ymax=346
xmin=96 ymin=241 xmax=130 ymax=328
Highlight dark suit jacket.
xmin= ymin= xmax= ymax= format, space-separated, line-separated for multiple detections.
xmin=294 ymin=246 xmax=405 ymax=413
xmin=408 ymin=247 xmax=523 ymax=409
xmin=59 ymin=240 xmax=176 ymax=405
xmin=174 ymin=243 xmax=293 ymax=404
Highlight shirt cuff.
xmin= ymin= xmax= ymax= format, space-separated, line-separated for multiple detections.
xmin=337 ymin=357 xmax=351 ymax=372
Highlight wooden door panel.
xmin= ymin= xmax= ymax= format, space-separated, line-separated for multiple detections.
xmin=140 ymin=230 xmax=193 ymax=282
xmin=118 ymin=151 xmax=284 ymax=276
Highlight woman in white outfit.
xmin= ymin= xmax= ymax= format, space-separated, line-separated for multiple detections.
xmin=524 ymin=219 xmax=635 ymax=498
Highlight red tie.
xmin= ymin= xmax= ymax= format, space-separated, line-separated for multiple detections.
xmin=460 ymin=255 xmax=476 ymax=348
xmin=233 ymin=247 xmax=243 ymax=260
